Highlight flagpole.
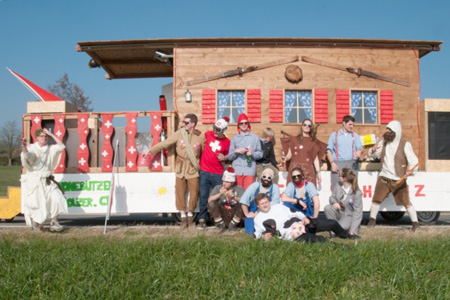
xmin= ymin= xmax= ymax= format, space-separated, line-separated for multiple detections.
xmin=104 ymin=140 xmax=119 ymax=234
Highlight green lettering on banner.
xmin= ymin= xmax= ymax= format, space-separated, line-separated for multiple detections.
xmin=61 ymin=180 xmax=111 ymax=192
xmin=66 ymin=197 xmax=95 ymax=207
xmin=99 ymin=196 xmax=109 ymax=206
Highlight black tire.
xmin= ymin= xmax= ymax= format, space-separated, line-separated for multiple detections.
xmin=171 ymin=213 xmax=198 ymax=224
xmin=417 ymin=211 xmax=440 ymax=223
xmin=380 ymin=211 xmax=405 ymax=222
xmin=5 ymin=218 xmax=14 ymax=223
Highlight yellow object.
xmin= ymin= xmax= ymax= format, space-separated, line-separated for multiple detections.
xmin=361 ymin=134 xmax=377 ymax=146
xmin=0 ymin=187 xmax=21 ymax=220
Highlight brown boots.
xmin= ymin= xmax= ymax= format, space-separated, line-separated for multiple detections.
xmin=367 ymin=218 xmax=376 ymax=228
xmin=411 ymin=222 xmax=420 ymax=232
xmin=180 ymin=216 xmax=194 ymax=229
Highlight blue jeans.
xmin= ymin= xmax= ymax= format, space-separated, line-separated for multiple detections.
xmin=244 ymin=201 xmax=258 ymax=234
xmin=198 ymin=171 xmax=223 ymax=221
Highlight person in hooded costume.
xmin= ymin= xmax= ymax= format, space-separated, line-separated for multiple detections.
xmin=20 ymin=128 xmax=68 ymax=232
xmin=367 ymin=120 xmax=420 ymax=231
xmin=227 ymin=113 xmax=263 ymax=190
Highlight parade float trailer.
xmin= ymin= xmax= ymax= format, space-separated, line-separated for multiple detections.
xmin=17 ymin=37 xmax=450 ymax=223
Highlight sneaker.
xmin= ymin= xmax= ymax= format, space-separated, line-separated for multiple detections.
xmin=180 ymin=217 xmax=188 ymax=229
xmin=329 ymin=231 xmax=336 ymax=239
xmin=367 ymin=218 xmax=376 ymax=228
xmin=31 ymin=221 xmax=42 ymax=232
xmin=228 ymin=222 xmax=239 ymax=232
xmin=349 ymin=234 xmax=361 ymax=240
xmin=49 ymin=221 xmax=65 ymax=232
xmin=197 ymin=219 xmax=207 ymax=229
xmin=411 ymin=222 xmax=420 ymax=232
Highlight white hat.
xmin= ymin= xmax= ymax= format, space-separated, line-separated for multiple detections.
xmin=262 ymin=168 xmax=275 ymax=179
xmin=222 ymin=167 xmax=236 ymax=182
xmin=214 ymin=116 xmax=230 ymax=133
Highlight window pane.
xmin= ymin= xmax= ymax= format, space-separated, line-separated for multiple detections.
xmin=231 ymin=91 xmax=245 ymax=106
xmin=352 ymin=108 xmax=363 ymax=123
xmin=364 ymin=109 xmax=377 ymax=124
xmin=299 ymin=108 xmax=310 ymax=122
xmin=363 ymin=92 xmax=377 ymax=107
xmin=287 ymin=109 xmax=298 ymax=123
xmin=351 ymin=92 xmax=363 ymax=108
xmin=285 ymin=90 xmax=312 ymax=123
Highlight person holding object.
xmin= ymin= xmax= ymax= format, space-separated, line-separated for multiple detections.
xmin=367 ymin=121 xmax=420 ymax=231
xmin=227 ymin=113 xmax=263 ymax=189
xmin=324 ymin=168 xmax=363 ymax=239
xmin=143 ymin=114 xmax=205 ymax=229
xmin=207 ymin=167 xmax=245 ymax=231
xmin=281 ymin=118 xmax=327 ymax=186
xmin=197 ymin=117 xmax=231 ymax=228
xmin=21 ymin=128 xmax=68 ymax=232
xmin=326 ymin=115 xmax=364 ymax=189
xmin=256 ymin=128 xmax=280 ymax=184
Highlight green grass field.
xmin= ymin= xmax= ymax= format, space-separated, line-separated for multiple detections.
xmin=1 ymin=231 xmax=449 ymax=299
xmin=0 ymin=166 xmax=21 ymax=196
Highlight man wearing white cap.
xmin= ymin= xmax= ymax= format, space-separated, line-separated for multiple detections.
xmin=240 ymin=168 xmax=281 ymax=234
xmin=207 ymin=167 xmax=245 ymax=231
xmin=197 ymin=117 xmax=231 ymax=228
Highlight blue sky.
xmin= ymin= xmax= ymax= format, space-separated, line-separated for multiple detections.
xmin=0 ymin=0 xmax=449 ymax=129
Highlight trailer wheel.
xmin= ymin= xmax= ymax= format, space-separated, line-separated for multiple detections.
xmin=417 ymin=211 xmax=440 ymax=223
xmin=380 ymin=212 xmax=405 ymax=221
xmin=171 ymin=213 xmax=198 ymax=224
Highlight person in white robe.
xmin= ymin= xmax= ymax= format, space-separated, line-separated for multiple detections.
xmin=21 ymin=128 xmax=68 ymax=232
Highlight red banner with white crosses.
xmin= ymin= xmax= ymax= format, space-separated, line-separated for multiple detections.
xmin=53 ymin=114 xmax=66 ymax=173
xmin=101 ymin=114 xmax=114 ymax=172
xmin=30 ymin=114 xmax=42 ymax=143
xmin=149 ymin=112 xmax=163 ymax=171
xmin=77 ymin=114 xmax=90 ymax=173
xmin=125 ymin=112 xmax=138 ymax=172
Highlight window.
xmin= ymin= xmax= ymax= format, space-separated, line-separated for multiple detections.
xmin=351 ymin=91 xmax=377 ymax=124
xmin=217 ymin=90 xmax=246 ymax=123
xmin=428 ymin=112 xmax=450 ymax=160
xmin=284 ymin=90 xmax=312 ymax=123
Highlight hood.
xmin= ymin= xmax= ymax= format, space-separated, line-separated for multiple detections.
xmin=237 ymin=113 xmax=251 ymax=133
xmin=386 ymin=120 xmax=402 ymax=144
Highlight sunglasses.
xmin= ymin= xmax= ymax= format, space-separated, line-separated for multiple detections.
xmin=262 ymin=175 xmax=272 ymax=180
xmin=239 ymin=122 xmax=249 ymax=125
xmin=302 ymin=124 xmax=312 ymax=128
xmin=292 ymin=174 xmax=302 ymax=179
xmin=183 ymin=121 xmax=191 ymax=125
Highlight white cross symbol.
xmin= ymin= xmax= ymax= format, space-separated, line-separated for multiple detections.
xmin=80 ymin=143 xmax=87 ymax=150
xmin=102 ymin=150 xmax=109 ymax=157
xmin=152 ymin=160 xmax=160 ymax=168
xmin=105 ymin=134 xmax=110 ymax=139
xmin=56 ymin=130 xmax=62 ymax=137
xmin=33 ymin=117 xmax=40 ymax=123
xmin=128 ymin=146 xmax=136 ymax=154
xmin=131 ymin=118 xmax=136 ymax=123
xmin=59 ymin=118 xmax=64 ymax=123
xmin=80 ymin=118 xmax=85 ymax=123
xmin=79 ymin=158 xmax=86 ymax=165
xmin=209 ymin=140 xmax=222 ymax=152
xmin=127 ymin=161 xmax=134 ymax=168
xmin=104 ymin=120 xmax=112 ymax=128
xmin=154 ymin=124 xmax=161 ymax=131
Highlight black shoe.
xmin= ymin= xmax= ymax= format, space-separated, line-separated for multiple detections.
xmin=215 ymin=221 xmax=225 ymax=230
xmin=228 ymin=222 xmax=239 ymax=231
xmin=349 ymin=234 xmax=361 ymax=240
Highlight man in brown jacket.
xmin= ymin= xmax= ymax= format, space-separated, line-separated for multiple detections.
xmin=144 ymin=114 xmax=205 ymax=228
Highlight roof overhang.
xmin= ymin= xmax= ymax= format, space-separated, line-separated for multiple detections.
xmin=76 ymin=37 xmax=442 ymax=80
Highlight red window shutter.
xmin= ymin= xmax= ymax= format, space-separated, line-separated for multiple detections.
xmin=380 ymin=90 xmax=394 ymax=124
xmin=269 ymin=90 xmax=283 ymax=123
xmin=336 ymin=90 xmax=350 ymax=123
xmin=314 ymin=89 xmax=328 ymax=123
xmin=247 ymin=89 xmax=261 ymax=123
xmin=202 ymin=89 xmax=216 ymax=124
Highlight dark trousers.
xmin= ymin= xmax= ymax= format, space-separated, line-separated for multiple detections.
xmin=309 ymin=218 xmax=349 ymax=238
xmin=198 ymin=171 xmax=223 ymax=221
xmin=207 ymin=201 xmax=244 ymax=227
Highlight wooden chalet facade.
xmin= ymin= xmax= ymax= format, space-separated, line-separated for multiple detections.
xmin=76 ymin=38 xmax=442 ymax=169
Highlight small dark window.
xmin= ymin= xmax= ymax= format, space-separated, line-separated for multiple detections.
xmin=428 ymin=112 xmax=450 ymax=159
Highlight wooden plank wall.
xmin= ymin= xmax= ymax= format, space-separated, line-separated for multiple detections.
xmin=174 ymin=47 xmax=421 ymax=160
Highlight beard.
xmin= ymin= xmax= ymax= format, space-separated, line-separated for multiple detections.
xmin=383 ymin=131 xmax=396 ymax=143
xmin=261 ymin=180 xmax=272 ymax=188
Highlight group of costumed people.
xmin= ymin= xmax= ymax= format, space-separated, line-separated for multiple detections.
xmin=20 ymin=111 xmax=420 ymax=239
